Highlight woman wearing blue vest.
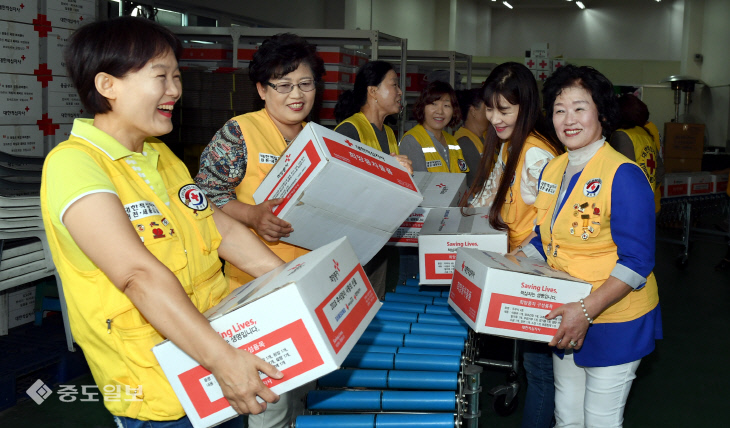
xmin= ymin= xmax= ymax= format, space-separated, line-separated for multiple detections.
xmin=41 ymin=17 xmax=285 ymax=428
xmin=398 ymin=81 xmax=469 ymax=174
xmin=520 ymin=65 xmax=662 ymax=427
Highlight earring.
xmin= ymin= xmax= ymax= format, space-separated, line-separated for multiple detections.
xmin=375 ymin=99 xmax=378 ymax=103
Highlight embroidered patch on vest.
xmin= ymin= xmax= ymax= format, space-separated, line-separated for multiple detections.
xmin=426 ymin=159 xmax=443 ymax=169
xmin=583 ymin=178 xmax=602 ymax=197
xmin=259 ymin=153 xmax=279 ymax=165
xmin=124 ymin=201 xmax=161 ymax=221
xmin=538 ymin=180 xmax=557 ymax=195
xmin=458 ymin=158 xmax=468 ymax=172
xmin=178 ymin=184 xmax=209 ymax=211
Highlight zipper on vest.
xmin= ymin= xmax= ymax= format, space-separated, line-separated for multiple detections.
xmin=106 ymin=319 xmax=112 ymax=334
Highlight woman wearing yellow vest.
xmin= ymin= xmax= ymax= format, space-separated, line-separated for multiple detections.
xmin=40 ymin=17 xmax=285 ymax=428
xmin=194 ymin=33 xmax=325 ymax=428
xmin=455 ymin=88 xmax=490 ymax=187
xmin=398 ymin=81 xmax=469 ymax=174
xmin=462 ymin=62 xmax=563 ymax=428
xmin=521 ymin=65 xmax=661 ymax=427
xmin=610 ymin=94 xmax=664 ymax=214
xmin=333 ymin=60 xmax=412 ymax=171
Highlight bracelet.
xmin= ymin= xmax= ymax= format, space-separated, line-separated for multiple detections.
xmin=579 ymin=298 xmax=593 ymax=324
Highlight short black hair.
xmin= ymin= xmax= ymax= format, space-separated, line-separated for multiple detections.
xmin=455 ymin=88 xmax=483 ymax=124
xmin=542 ymin=64 xmax=618 ymax=139
xmin=413 ymin=80 xmax=462 ymax=128
xmin=64 ymin=16 xmax=183 ymax=116
xmin=249 ymin=33 xmax=326 ymax=85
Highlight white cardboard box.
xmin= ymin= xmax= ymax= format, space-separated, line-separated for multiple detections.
xmin=253 ymin=122 xmax=423 ymax=265
xmin=0 ymin=21 xmax=40 ymax=75
xmin=44 ymin=0 xmax=96 ymax=30
xmin=0 ymin=125 xmax=46 ymax=157
xmin=551 ymin=58 xmax=567 ymax=73
xmin=0 ymin=73 xmax=42 ymax=125
xmin=418 ymin=207 xmax=508 ymax=285
xmin=43 ymin=27 xmax=73 ymax=75
xmin=0 ymin=0 xmax=39 ymax=24
xmin=389 ymin=172 xmax=467 ymax=247
xmin=47 ymin=76 xmax=86 ymax=123
xmin=689 ymin=172 xmax=713 ymax=195
xmin=712 ymin=174 xmax=728 ymax=194
xmin=663 ymin=173 xmax=691 ymax=198
xmin=449 ymin=248 xmax=592 ymax=342
xmin=153 ymin=237 xmax=381 ymax=428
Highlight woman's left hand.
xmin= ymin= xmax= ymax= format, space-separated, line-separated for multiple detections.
xmin=546 ymin=301 xmax=590 ymax=350
xmin=391 ymin=154 xmax=413 ymax=175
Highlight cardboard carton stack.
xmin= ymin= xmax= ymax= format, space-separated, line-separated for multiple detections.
xmin=524 ymin=43 xmax=566 ymax=83
xmin=662 ymin=123 xmax=705 ymax=173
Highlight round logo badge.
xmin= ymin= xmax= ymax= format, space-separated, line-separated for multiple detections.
xmin=458 ymin=159 xmax=468 ymax=172
xmin=178 ymin=184 xmax=209 ymax=211
xmin=583 ymin=178 xmax=602 ymax=197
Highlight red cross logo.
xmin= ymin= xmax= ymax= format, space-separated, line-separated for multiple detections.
xmin=20 ymin=3 xmax=25 ymax=8
xmin=539 ymin=60 xmax=548 ymax=68
xmin=481 ymin=214 xmax=489 ymax=219
xmin=539 ymin=72 xmax=547 ymax=80
xmin=36 ymin=113 xmax=60 ymax=136
xmin=646 ymin=153 xmax=656 ymax=174
xmin=345 ymin=139 xmax=354 ymax=147
xmin=33 ymin=14 xmax=52 ymax=38
xmin=21 ymin=55 xmax=26 ymax=61
xmin=436 ymin=183 xmax=445 ymax=188
xmin=526 ymin=59 xmax=535 ymax=68
xmin=34 ymin=63 xmax=53 ymax=87
xmin=333 ymin=259 xmax=340 ymax=271
xmin=285 ymin=154 xmax=291 ymax=162
xmin=79 ymin=16 xmax=84 ymax=21
xmin=25 ymin=106 xmax=29 ymax=112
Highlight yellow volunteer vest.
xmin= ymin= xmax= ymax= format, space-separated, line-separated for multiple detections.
xmin=454 ymin=126 xmax=485 ymax=154
xmin=41 ymin=137 xmax=229 ymax=420
xmin=229 ymin=109 xmax=309 ymax=288
xmin=533 ymin=144 xmax=659 ymax=324
xmin=336 ymin=112 xmax=399 ymax=154
xmin=621 ymin=126 xmax=661 ymax=213
xmin=500 ymin=133 xmax=559 ymax=251
xmin=404 ymin=124 xmax=469 ymax=173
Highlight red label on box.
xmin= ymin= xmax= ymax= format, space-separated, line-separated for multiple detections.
xmin=450 ymin=270 xmax=482 ymax=322
xmin=485 ymin=293 xmax=561 ymax=336
xmin=400 ymin=221 xmax=424 ymax=228
xmin=315 ymin=264 xmax=377 ymax=353
xmin=666 ymin=183 xmax=688 ymax=196
xmin=323 ymin=137 xmax=417 ymax=192
xmin=691 ymin=183 xmax=712 ymax=195
xmin=177 ymin=319 xmax=323 ymax=419
xmin=388 ymin=237 xmax=418 ymax=244
xmin=266 ymin=141 xmax=322 ymax=216
xmin=424 ymin=253 xmax=457 ymax=280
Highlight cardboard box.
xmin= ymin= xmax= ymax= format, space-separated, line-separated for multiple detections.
xmin=0 ymin=73 xmax=42 ymax=125
xmin=448 ymin=249 xmax=592 ymax=342
xmin=530 ymin=43 xmax=550 ymax=58
xmin=0 ymin=0 xmax=39 ymax=24
xmin=524 ymin=57 xmax=538 ymax=70
xmin=0 ymin=125 xmax=46 ymax=157
xmin=418 ymin=207 xmax=508 ymax=285
xmin=44 ymin=27 xmax=73 ymax=75
xmin=551 ymin=58 xmax=566 ymax=73
xmin=663 ymin=173 xmax=690 ymax=198
xmin=44 ymin=0 xmax=96 ymax=30
xmin=713 ymin=174 xmax=728 ymax=194
xmin=0 ymin=21 xmax=40 ymax=75
xmin=664 ymin=157 xmax=702 ymax=174
xmin=253 ymin=122 xmax=423 ymax=265
xmin=389 ymin=172 xmax=467 ymax=247
xmin=534 ymin=70 xmax=550 ymax=82
xmin=317 ymin=46 xmax=365 ymax=67
xmin=153 ymin=237 xmax=381 ymax=428
xmin=663 ymin=123 xmax=705 ymax=159
xmin=689 ymin=173 xmax=713 ymax=195
xmin=47 ymin=76 xmax=86 ymax=123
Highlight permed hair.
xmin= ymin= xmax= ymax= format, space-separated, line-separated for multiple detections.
xmin=413 ymin=80 xmax=462 ymax=128
xmin=542 ymin=64 xmax=619 ymax=139
xmin=64 ymin=16 xmax=183 ymax=115
xmin=248 ymin=33 xmax=326 ymax=85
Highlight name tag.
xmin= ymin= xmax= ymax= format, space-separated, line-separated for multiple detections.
xmin=426 ymin=159 xmax=443 ymax=169
xmin=124 ymin=200 xmax=162 ymax=221
xmin=538 ymin=180 xmax=558 ymax=195
xmin=259 ymin=153 xmax=279 ymax=165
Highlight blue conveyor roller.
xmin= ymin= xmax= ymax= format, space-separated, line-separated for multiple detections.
xmin=295 ymin=413 xmax=455 ymax=428
xmin=317 ymin=369 xmax=458 ymax=390
xmin=306 ymin=390 xmax=456 ymax=412
xmin=343 ymin=352 xmax=462 ymax=372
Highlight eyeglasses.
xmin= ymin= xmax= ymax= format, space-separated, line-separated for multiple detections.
xmin=266 ymin=80 xmax=316 ymax=94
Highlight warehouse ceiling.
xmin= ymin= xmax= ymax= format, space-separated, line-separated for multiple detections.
xmin=490 ymin=0 xmax=664 ymax=8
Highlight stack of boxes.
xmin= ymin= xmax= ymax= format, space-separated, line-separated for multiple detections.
xmin=662 ymin=122 xmax=705 ymax=173
xmin=317 ymin=47 xmax=367 ymax=122
xmin=524 ymin=43 xmax=566 ymax=83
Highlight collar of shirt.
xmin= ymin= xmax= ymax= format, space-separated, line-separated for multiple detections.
xmin=70 ymin=118 xmax=160 ymax=167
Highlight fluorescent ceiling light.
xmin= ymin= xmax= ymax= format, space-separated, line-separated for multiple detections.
xmin=503 ymin=1 xmax=513 ymax=9
xmin=576 ymin=1 xmax=585 ymax=9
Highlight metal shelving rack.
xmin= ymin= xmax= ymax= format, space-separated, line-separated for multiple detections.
xmin=166 ymin=26 xmax=408 ymax=136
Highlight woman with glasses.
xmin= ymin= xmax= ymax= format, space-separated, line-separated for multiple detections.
xmin=333 ymin=60 xmax=412 ymax=171
xmin=398 ymin=80 xmax=469 ymax=173
xmin=195 ymin=33 xmax=325 ymax=428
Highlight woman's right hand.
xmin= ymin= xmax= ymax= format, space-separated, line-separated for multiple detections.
xmin=247 ymin=198 xmax=294 ymax=242
xmin=208 ymin=346 xmax=283 ymax=414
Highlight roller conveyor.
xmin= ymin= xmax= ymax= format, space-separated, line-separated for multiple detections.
xmin=358 ymin=331 xmax=466 ymax=350
xmin=365 ymin=320 xmax=469 ymax=338
xmin=394 ymin=284 xmax=449 ymax=298
xmin=381 ymin=301 xmax=458 ymax=316
xmin=342 ymin=351 xmax=462 ymax=372
xmin=374 ymin=309 xmax=468 ymax=327
xmin=317 ymin=369 xmax=459 ymax=390
xmin=306 ymin=390 xmax=457 ymax=412
xmin=352 ymin=344 xmax=464 ymax=357
xmin=384 ymin=291 xmax=449 ymax=306
xmin=295 ymin=413 xmax=457 ymax=427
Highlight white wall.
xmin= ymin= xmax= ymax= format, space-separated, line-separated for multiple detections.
xmin=346 ymin=0 xmax=439 ymax=50
xmin=490 ymin=0 xmax=684 ymax=61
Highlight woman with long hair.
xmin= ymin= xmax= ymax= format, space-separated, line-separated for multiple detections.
xmin=462 ymin=62 xmax=563 ymax=428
